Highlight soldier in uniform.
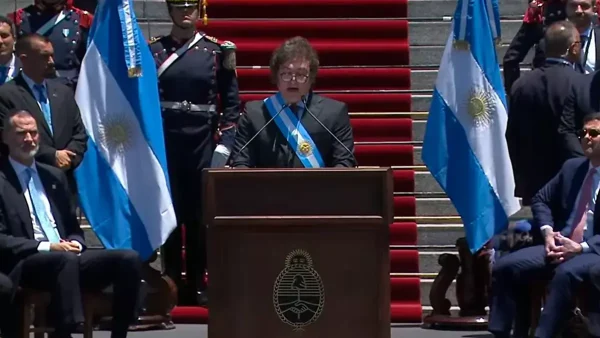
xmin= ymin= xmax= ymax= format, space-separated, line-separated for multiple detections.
xmin=149 ymin=0 xmax=240 ymax=305
xmin=7 ymin=0 xmax=93 ymax=90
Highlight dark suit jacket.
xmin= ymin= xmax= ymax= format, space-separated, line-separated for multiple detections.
xmin=230 ymin=93 xmax=356 ymax=168
xmin=531 ymin=157 xmax=600 ymax=254
xmin=0 ymin=73 xmax=88 ymax=193
xmin=0 ymin=159 xmax=85 ymax=278
xmin=559 ymin=70 xmax=600 ymax=159
xmin=533 ymin=25 xmax=600 ymax=70
xmin=506 ymin=61 xmax=587 ymax=204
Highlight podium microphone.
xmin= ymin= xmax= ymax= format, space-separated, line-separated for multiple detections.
xmin=301 ymin=96 xmax=358 ymax=167
xmin=236 ymin=102 xmax=290 ymax=156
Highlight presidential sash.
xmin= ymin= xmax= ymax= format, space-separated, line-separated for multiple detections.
xmin=157 ymin=32 xmax=204 ymax=77
xmin=264 ymin=93 xmax=325 ymax=168
xmin=36 ymin=10 xmax=69 ymax=36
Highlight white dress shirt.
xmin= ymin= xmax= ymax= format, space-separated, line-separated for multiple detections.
xmin=581 ymin=25 xmax=596 ymax=74
xmin=541 ymin=164 xmax=600 ymax=253
xmin=1 ymin=54 xmax=18 ymax=83
xmin=8 ymin=157 xmax=81 ymax=252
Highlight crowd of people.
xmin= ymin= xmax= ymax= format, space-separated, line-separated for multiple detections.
xmin=0 ymin=0 xmax=357 ymax=337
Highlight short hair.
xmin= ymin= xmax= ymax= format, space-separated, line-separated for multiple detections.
xmin=0 ymin=16 xmax=15 ymax=36
xmin=15 ymin=33 xmax=51 ymax=56
xmin=269 ymin=36 xmax=319 ymax=84
xmin=583 ymin=112 xmax=600 ymax=125
xmin=1 ymin=109 xmax=35 ymax=134
xmin=544 ymin=20 xmax=578 ymax=56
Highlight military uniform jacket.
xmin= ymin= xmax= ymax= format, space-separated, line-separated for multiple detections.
xmin=8 ymin=3 xmax=93 ymax=89
xmin=149 ymin=32 xmax=241 ymax=169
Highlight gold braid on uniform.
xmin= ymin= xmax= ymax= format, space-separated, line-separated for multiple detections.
xmin=202 ymin=0 xmax=208 ymax=25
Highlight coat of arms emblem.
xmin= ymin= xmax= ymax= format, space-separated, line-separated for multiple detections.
xmin=273 ymin=249 xmax=325 ymax=331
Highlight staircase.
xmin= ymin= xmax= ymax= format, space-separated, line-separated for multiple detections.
xmin=0 ymin=0 xmax=535 ymax=324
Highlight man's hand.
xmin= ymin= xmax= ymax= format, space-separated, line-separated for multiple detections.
xmin=50 ymin=241 xmax=81 ymax=253
xmin=55 ymin=150 xmax=76 ymax=169
xmin=544 ymin=230 xmax=560 ymax=255
xmin=547 ymin=234 xmax=583 ymax=263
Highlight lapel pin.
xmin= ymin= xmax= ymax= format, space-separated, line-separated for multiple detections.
xmin=51 ymin=184 xmax=57 ymax=190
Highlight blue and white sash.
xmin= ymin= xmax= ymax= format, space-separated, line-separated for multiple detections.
xmin=36 ymin=10 xmax=69 ymax=36
xmin=264 ymin=93 xmax=325 ymax=168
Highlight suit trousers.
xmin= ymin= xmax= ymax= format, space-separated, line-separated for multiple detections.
xmin=488 ymin=244 xmax=600 ymax=338
xmin=0 ymin=272 xmax=14 ymax=337
xmin=2 ymin=249 xmax=141 ymax=338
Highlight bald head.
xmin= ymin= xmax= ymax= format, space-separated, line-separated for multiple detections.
xmin=544 ymin=20 xmax=580 ymax=57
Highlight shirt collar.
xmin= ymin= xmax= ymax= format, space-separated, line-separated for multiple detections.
xmin=21 ymin=71 xmax=46 ymax=92
xmin=8 ymin=156 xmax=38 ymax=178
xmin=1 ymin=54 xmax=15 ymax=69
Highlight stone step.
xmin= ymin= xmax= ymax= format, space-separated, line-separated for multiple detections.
xmin=414 ymin=197 xmax=531 ymax=217
xmin=417 ymin=224 xmax=465 ymax=246
xmin=408 ymin=0 xmax=525 ymax=19
xmin=411 ymin=68 xmax=529 ymax=91
xmin=411 ymin=44 xmax=534 ymax=67
xmin=409 ymin=20 xmax=522 ymax=46
xmin=419 ymin=251 xmax=459 ymax=274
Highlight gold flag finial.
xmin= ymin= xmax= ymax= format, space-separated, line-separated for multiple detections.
xmin=202 ymin=0 xmax=208 ymax=25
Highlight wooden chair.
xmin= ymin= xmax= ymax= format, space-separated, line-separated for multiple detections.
xmin=18 ymin=288 xmax=101 ymax=338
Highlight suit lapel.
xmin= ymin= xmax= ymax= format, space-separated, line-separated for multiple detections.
xmin=14 ymin=74 xmax=53 ymax=137
xmin=1 ymin=162 xmax=34 ymax=238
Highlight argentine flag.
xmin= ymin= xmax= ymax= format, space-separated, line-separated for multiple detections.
xmin=74 ymin=0 xmax=176 ymax=260
xmin=421 ymin=0 xmax=520 ymax=252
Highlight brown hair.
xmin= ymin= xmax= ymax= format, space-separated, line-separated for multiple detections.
xmin=269 ymin=36 xmax=319 ymax=84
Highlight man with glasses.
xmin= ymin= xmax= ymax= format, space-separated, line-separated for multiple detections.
xmin=490 ymin=112 xmax=600 ymax=338
xmin=230 ymin=36 xmax=356 ymax=168
xmin=149 ymin=0 xmax=240 ymax=306
xmin=506 ymin=20 xmax=585 ymax=206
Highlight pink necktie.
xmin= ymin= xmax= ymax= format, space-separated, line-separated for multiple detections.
xmin=571 ymin=167 xmax=597 ymax=242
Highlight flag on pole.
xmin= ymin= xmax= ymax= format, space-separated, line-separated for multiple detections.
xmin=421 ymin=0 xmax=521 ymax=252
xmin=74 ymin=0 xmax=176 ymax=260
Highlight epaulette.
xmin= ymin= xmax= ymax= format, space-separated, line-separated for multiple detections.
xmin=8 ymin=8 xmax=25 ymax=27
xmin=148 ymin=35 xmax=164 ymax=44
xmin=204 ymin=35 xmax=237 ymax=70
xmin=72 ymin=7 xmax=94 ymax=29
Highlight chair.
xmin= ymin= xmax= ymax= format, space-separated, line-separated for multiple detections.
xmin=18 ymin=288 xmax=100 ymax=338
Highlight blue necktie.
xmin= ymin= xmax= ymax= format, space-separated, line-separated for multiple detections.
xmin=33 ymin=84 xmax=53 ymax=135
xmin=0 ymin=66 xmax=8 ymax=84
xmin=24 ymin=168 xmax=60 ymax=243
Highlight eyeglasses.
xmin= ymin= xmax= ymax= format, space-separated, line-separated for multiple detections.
xmin=279 ymin=72 xmax=309 ymax=84
xmin=578 ymin=128 xmax=600 ymax=138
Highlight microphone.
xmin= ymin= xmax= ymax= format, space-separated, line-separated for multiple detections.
xmin=301 ymin=96 xmax=358 ymax=167
xmin=236 ymin=102 xmax=290 ymax=157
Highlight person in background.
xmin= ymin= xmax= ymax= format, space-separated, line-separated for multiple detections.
xmin=0 ymin=34 xmax=88 ymax=206
xmin=7 ymin=0 xmax=93 ymax=90
xmin=0 ymin=16 xmax=19 ymax=85
xmin=230 ymin=36 xmax=356 ymax=168
xmin=149 ymin=0 xmax=241 ymax=306
xmin=506 ymin=21 xmax=585 ymax=206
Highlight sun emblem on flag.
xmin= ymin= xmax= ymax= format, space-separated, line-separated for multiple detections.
xmin=98 ymin=113 xmax=135 ymax=155
xmin=467 ymin=87 xmax=495 ymax=129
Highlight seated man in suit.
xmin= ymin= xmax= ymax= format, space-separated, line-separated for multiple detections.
xmin=0 ymin=272 xmax=13 ymax=337
xmin=0 ymin=33 xmax=87 ymax=203
xmin=0 ymin=109 xmax=141 ymax=338
xmin=489 ymin=112 xmax=600 ymax=338
xmin=230 ymin=36 xmax=356 ymax=168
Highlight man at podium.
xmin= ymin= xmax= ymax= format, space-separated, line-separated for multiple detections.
xmin=230 ymin=36 xmax=357 ymax=168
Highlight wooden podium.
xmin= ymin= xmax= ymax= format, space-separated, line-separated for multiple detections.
xmin=203 ymin=168 xmax=392 ymax=338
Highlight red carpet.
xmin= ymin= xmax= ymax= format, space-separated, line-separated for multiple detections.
xmin=172 ymin=0 xmax=421 ymax=324
xmin=204 ymin=20 xmax=408 ymax=40
xmin=230 ymin=40 xmax=409 ymax=67
xmin=237 ymin=68 xmax=411 ymax=91
xmin=207 ymin=0 xmax=408 ymax=18
xmin=240 ymin=93 xmax=412 ymax=113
